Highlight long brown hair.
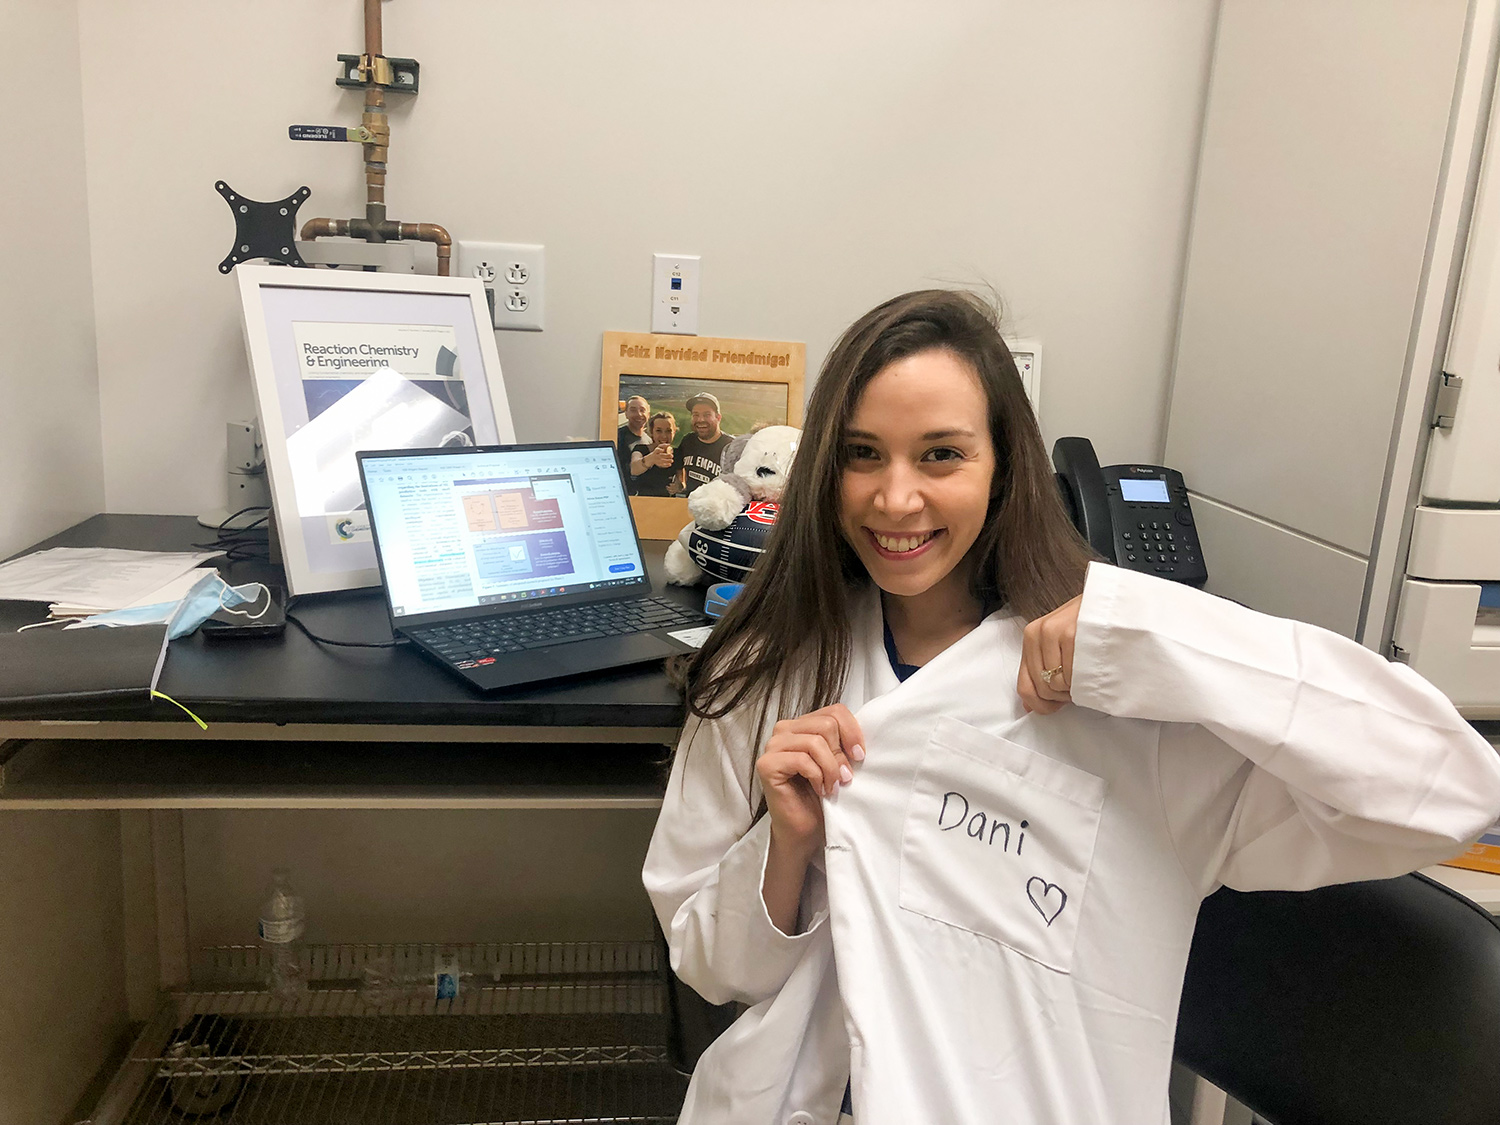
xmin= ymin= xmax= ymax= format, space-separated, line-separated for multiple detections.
xmin=682 ymin=289 xmax=1095 ymax=724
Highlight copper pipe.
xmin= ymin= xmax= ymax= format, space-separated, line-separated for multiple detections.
xmin=398 ymin=222 xmax=452 ymax=276
xmin=300 ymin=217 xmax=351 ymax=240
xmin=365 ymin=0 xmax=382 ymax=57
xmin=363 ymin=85 xmax=388 ymax=237
xmin=300 ymin=218 xmax=452 ymax=276
xmin=297 ymin=0 xmax=450 ymax=277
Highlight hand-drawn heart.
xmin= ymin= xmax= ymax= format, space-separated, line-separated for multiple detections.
xmin=1027 ymin=877 xmax=1067 ymax=926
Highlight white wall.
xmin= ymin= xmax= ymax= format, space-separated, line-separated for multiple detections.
xmin=0 ymin=0 xmax=103 ymax=556
xmin=75 ymin=0 xmax=1219 ymax=515
xmin=0 ymin=9 xmax=119 ymax=1109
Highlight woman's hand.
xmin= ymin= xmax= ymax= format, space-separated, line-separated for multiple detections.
xmin=1017 ymin=594 xmax=1082 ymax=715
xmin=755 ymin=704 xmax=865 ymax=854
xmin=645 ymin=443 xmax=674 ymax=469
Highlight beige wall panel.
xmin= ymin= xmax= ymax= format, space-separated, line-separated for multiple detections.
xmin=0 ymin=812 xmax=126 ymax=1124
xmin=1166 ymin=0 xmax=1466 ymax=554
xmin=1193 ymin=493 xmax=1369 ymax=637
xmin=0 ymin=0 xmax=103 ymax=557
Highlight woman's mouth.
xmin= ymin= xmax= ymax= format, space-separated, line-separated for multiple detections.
xmin=866 ymin=528 xmax=942 ymax=559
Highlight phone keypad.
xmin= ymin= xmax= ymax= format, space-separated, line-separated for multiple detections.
xmin=1103 ymin=469 xmax=1206 ymax=586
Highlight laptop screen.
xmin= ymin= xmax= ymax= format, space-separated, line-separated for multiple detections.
xmin=359 ymin=444 xmax=648 ymax=620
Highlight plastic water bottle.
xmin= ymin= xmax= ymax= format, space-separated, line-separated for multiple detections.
xmin=358 ymin=947 xmax=473 ymax=1007
xmin=258 ymin=868 xmax=306 ymax=999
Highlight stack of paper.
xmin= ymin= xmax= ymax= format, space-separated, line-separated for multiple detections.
xmin=50 ymin=567 xmax=221 ymax=618
xmin=0 ymin=548 xmax=222 ymax=616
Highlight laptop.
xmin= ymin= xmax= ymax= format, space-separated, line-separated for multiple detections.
xmin=357 ymin=442 xmax=707 ymax=690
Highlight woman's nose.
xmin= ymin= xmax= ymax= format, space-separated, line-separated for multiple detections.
xmin=873 ymin=465 xmax=924 ymax=517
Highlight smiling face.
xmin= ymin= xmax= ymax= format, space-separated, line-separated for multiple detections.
xmin=839 ymin=349 xmax=996 ymax=604
xmin=690 ymin=403 xmax=721 ymax=440
xmin=649 ymin=414 xmax=676 ymax=446
xmin=625 ymin=396 xmax=650 ymax=433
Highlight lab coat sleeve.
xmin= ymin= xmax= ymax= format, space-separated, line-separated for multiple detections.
xmin=642 ymin=711 xmax=829 ymax=1006
xmin=1070 ymin=561 xmax=1500 ymax=892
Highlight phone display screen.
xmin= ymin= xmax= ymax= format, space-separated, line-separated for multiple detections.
xmin=1119 ymin=479 xmax=1171 ymax=504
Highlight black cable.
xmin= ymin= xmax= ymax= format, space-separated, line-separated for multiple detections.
xmin=192 ymin=507 xmax=271 ymax=556
xmin=217 ymin=505 xmax=270 ymax=533
xmin=284 ymin=606 xmax=403 ymax=649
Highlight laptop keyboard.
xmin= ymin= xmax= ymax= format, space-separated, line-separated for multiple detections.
xmin=410 ymin=596 xmax=705 ymax=662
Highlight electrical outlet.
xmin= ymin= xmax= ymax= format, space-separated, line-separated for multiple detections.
xmin=652 ymin=253 xmax=700 ymax=335
xmin=455 ymin=241 xmax=545 ymax=331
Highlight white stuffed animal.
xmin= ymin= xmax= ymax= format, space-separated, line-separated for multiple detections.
xmin=663 ymin=424 xmax=801 ymax=586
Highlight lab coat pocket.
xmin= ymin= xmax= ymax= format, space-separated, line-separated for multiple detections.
xmin=898 ymin=716 xmax=1105 ymax=973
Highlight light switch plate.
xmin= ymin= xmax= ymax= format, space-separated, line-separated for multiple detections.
xmin=1006 ymin=337 xmax=1042 ymax=414
xmin=652 ymin=253 xmax=700 ymax=335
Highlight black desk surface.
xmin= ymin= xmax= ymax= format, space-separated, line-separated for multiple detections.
xmin=1 ymin=515 xmax=697 ymax=730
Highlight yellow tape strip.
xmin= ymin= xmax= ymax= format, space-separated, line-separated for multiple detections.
xmin=150 ymin=690 xmax=208 ymax=731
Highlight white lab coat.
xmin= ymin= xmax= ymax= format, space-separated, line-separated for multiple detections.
xmin=642 ymin=562 xmax=1500 ymax=1125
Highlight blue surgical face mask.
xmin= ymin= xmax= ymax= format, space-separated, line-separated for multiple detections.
xmin=69 ymin=572 xmax=267 ymax=640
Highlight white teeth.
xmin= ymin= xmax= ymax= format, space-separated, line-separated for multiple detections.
xmin=874 ymin=531 xmax=935 ymax=553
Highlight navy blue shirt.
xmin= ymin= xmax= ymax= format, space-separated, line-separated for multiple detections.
xmin=883 ymin=618 xmax=921 ymax=682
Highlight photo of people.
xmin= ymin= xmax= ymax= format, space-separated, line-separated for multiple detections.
xmin=611 ymin=374 xmax=789 ymax=496
xmin=615 ymin=393 xmax=653 ymax=477
xmin=629 ymin=411 xmax=681 ymax=496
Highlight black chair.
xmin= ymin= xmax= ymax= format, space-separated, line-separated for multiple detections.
xmin=1174 ymin=872 xmax=1500 ymax=1125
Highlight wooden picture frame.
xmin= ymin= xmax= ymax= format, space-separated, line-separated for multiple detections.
xmin=601 ymin=332 xmax=805 ymax=540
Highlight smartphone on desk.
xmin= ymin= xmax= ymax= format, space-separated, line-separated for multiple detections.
xmin=200 ymin=585 xmax=287 ymax=640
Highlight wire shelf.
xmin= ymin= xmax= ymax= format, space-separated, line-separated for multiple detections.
xmin=85 ymin=942 xmax=687 ymax=1125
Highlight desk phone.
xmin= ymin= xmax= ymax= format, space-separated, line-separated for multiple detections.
xmin=1052 ymin=437 xmax=1207 ymax=588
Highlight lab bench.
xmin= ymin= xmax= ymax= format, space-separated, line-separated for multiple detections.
xmin=0 ymin=515 xmax=699 ymax=1125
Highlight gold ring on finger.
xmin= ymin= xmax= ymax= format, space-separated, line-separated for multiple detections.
xmin=1039 ymin=665 xmax=1065 ymax=686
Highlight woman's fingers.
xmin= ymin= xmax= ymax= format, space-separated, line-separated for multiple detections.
xmin=822 ymin=704 xmax=866 ymax=764
xmin=764 ymin=734 xmax=843 ymax=796
xmin=1019 ymin=597 xmax=1083 ymax=714
xmin=1021 ymin=622 xmax=1068 ymax=705
xmin=777 ymin=707 xmax=865 ymax=769
xmin=1016 ymin=661 xmax=1065 ymax=715
xmin=798 ymin=731 xmax=847 ymax=795
xmin=1038 ymin=623 xmax=1070 ymax=697
xmin=1060 ymin=627 xmax=1076 ymax=692
xmin=757 ymin=703 xmax=867 ymax=833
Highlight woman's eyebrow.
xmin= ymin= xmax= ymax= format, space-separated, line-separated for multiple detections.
xmin=920 ymin=428 xmax=977 ymax=440
xmin=843 ymin=427 xmax=978 ymax=440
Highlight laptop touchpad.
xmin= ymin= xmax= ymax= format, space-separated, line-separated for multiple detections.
xmin=546 ymin=633 xmax=677 ymax=673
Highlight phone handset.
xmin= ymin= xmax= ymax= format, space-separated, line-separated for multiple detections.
xmin=1052 ymin=437 xmax=1116 ymax=562
xmin=1051 ymin=437 xmax=1208 ymax=588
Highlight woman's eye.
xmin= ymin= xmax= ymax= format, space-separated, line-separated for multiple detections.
xmin=923 ymin=447 xmax=964 ymax=463
xmin=846 ymin=444 xmax=879 ymax=461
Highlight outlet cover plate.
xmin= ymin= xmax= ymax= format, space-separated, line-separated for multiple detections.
xmin=455 ymin=241 xmax=545 ymax=331
xmin=652 ymin=253 xmax=700 ymax=335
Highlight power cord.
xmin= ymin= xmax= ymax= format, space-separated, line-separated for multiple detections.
xmin=284 ymin=598 xmax=404 ymax=649
xmin=192 ymin=506 xmax=272 ymax=563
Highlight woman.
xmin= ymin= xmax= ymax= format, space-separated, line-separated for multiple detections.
xmin=643 ymin=290 xmax=1500 ymax=1125
xmin=630 ymin=411 xmax=683 ymax=496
